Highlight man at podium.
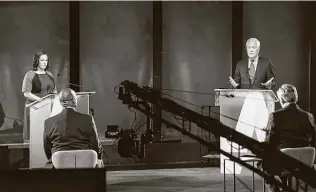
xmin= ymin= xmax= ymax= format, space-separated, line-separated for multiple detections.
xmin=43 ymin=88 xmax=104 ymax=168
xmin=229 ymin=38 xmax=276 ymax=90
xmin=219 ymin=38 xmax=278 ymax=175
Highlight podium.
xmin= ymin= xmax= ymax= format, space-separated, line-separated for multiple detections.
xmin=26 ymin=92 xmax=96 ymax=168
xmin=214 ymin=89 xmax=278 ymax=174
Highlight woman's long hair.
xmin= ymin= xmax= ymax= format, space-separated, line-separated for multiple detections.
xmin=32 ymin=50 xmax=50 ymax=71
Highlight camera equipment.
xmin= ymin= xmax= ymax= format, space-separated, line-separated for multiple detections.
xmin=105 ymin=125 xmax=119 ymax=138
xmin=117 ymin=129 xmax=136 ymax=158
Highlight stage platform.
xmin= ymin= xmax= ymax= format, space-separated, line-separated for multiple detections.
xmin=0 ymin=138 xmax=116 ymax=149
xmin=0 ymin=141 xmax=315 ymax=191
xmin=0 ymin=139 xmax=220 ymax=170
xmin=107 ymin=167 xmax=316 ymax=192
xmin=0 ymin=139 xmax=117 ymax=169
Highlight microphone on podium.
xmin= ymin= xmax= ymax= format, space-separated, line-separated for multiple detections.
xmin=56 ymin=73 xmax=89 ymax=92
xmin=68 ymin=83 xmax=91 ymax=92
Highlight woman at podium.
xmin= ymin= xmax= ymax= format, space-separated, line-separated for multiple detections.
xmin=21 ymin=50 xmax=57 ymax=141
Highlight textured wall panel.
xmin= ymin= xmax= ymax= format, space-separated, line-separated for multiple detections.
xmin=162 ymin=2 xmax=232 ymax=139
xmin=243 ymin=2 xmax=309 ymax=110
xmin=0 ymin=2 xmax=69 ymax=137
xmin=80 ymin=2 xmax=153 ymax=136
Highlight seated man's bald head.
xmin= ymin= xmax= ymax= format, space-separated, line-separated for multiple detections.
xmin=59 ymin=88 xmax=77 ymax=107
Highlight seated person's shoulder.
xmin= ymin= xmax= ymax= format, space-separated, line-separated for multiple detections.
xmin=77 ymin=113 xmax=95 ymax=128
xmin=294 ymin=108 xmax=315 ymax=122
xmin=301 ymin=111 xmax=316 ymax=127
xmin=297 ymin=107 xmax=313 ymax=116
xmin=44 ymin=116 xmax=56 ymax=132
xmin=305 ymin=111 xmax=315 ymax=120
xmin=271 ymin=108 xmax=284 ymax=115
xmin=270 ymin=108 xmax=290 ymax=118
xmin=75 ymin=111 xmax=93 ymax=121
xmin=44 ymin=115 xmax=57 ymax=124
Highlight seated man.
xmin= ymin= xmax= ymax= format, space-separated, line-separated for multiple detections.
xmin=264 ymin=84 xmax=316 ymax=191
xmin=44 ymin=88 xmax=104 ymax=168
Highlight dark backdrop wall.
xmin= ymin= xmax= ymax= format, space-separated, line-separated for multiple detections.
xmin=242 ymin=1 xmax=310 ymax=110
xmin=161 ymin=2 xmax=232 ymax=139
xmin=0 ymin=2 xmax=69 ymax=137
xmin=80 ymin=2 xmax=153 ymax=137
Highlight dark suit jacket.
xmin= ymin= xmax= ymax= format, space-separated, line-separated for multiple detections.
xmin=265 ymin=103 xmax=316 ymax=149
xmin=234 ymin=56 xmax=276 ymax=89
xmin=44 ymin=108 xmax=104 ymax=164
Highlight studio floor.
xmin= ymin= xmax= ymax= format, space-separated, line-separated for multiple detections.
xmin=106 ymin=167 xmax=316 ymax=192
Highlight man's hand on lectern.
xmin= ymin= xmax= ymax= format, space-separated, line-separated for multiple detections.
xmin=261 ymin=78 xmax=274 ymax=89
xmin=229 ymin=76 xmax=239 ymax=88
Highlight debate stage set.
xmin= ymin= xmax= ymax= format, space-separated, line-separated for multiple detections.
xmin=1 ymin=1 xmax=316 ymax=192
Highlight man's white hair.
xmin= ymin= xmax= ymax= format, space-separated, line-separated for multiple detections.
xmin=277 ymin=84 xmax=298 ymax=103
xmin=246 ymin=38 xmax=260 ymax=48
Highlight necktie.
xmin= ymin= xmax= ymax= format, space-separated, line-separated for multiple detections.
xmin=249 ymin=59 xmax=255 ymax=83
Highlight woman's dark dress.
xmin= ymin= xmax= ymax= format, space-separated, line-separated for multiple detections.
xmin=22 ymin=70 xmax=56 ymax=141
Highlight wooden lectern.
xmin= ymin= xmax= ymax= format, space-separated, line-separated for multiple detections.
xmin=214 ymin=89 xmax=278 ymax=174
xmin=26 ymin=92 xmax=96 ymax=168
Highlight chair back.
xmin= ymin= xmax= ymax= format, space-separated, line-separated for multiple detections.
xmin=281 ymin=147 xmax=315 ymax=167
xmin=281 ymin=147 xmax=315 ymax=191
xmin=52 ymin=150 xmax=98 ymax=169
